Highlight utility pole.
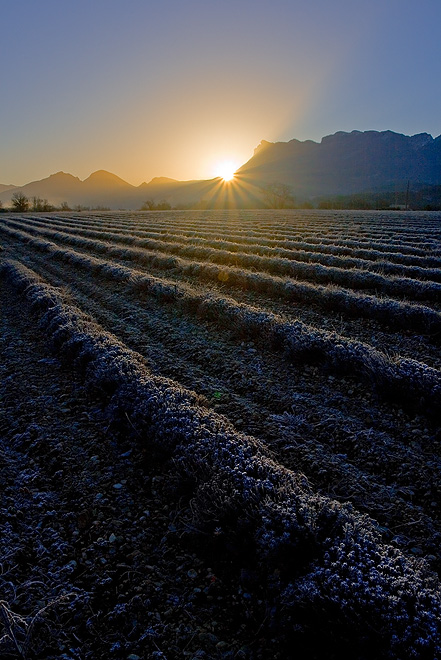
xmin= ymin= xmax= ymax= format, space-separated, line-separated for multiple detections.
xmin=405 ymin=180 xmax=410 ymax=211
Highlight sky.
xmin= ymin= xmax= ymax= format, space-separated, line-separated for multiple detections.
xmin=1 ymin=0 xmax=441 ymax=186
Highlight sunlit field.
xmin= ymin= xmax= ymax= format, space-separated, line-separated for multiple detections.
xmin=1 ymin=209 xmax=441 ymax=658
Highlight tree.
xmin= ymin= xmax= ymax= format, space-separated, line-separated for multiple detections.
xmin=11 ymin=192 xmax=29 ymax=212
xmin=140 ymin=199 xmax=172 ymax=211
xmin=140 ymin=198 xmax=156 ymax=210
xmin=261 ymin=182 xmax=296 ymax=208
xmin=156 ymin=200 xmax=171 ymax=210
xmin=31 ymin=196 xmax=54 ymax=212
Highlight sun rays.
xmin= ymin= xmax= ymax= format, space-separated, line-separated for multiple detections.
xmin=215 ymin=160 xmax=238 ymax=182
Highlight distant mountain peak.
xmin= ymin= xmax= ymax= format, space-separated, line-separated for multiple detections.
xmin=253 ymin=140 xmax=273 ymax=155
xmin=83 ymin=170 xmax=130 ymax=186
xmin=148 ymin=176 xmax=179 ymax=184
xmin=409 ymin=133 xmax=433 ymax=148
xmin=84 ymin=170 xmax=122 ymax=182
xmin=0 ymin=183 xmax=17 ymax=193
xmin=48 ymin=171 xmax=81 ymax=182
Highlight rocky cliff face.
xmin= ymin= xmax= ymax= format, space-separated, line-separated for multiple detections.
xmin=238 ymin=130 xmax=441 ymax=197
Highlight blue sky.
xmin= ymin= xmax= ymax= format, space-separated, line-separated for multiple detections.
xmin=1 ymin=0 xmax=440 ymax=185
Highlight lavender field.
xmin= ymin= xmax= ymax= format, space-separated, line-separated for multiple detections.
xmin=1 ymin=209 xmax=441 ymax=659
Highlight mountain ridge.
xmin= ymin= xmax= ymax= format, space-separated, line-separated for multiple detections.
xmin=1 ymin=130 xmax=440 ymax=209
xmin=238 ymin=129 xmax=441 ymax=197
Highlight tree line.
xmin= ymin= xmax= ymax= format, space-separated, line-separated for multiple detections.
xmin=0 ymin=193 xmax=110 ymax=213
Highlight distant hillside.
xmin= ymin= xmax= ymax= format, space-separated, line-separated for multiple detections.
xmin=0 ymin=183 xmax=18 ymax=194
xmin=0 ymin=171 xmax=137 ymax=209
xmin=0 ymin=171 xmax=263 ymax=210
xmin=0 ymin=170 xmax=242 ymax=210
xmin=237 ymin=130 xmax=441 ymax=198
xmin=0 ymin=172 xmax=82 ymax=207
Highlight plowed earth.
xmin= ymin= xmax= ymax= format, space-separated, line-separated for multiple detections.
xmin=1 ymin=209 xmax=441 ymax=659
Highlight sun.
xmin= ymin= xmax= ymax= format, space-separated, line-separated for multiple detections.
xmin=216 ymin=160 xmax=238 ymax=182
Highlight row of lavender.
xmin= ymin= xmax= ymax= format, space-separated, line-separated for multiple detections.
xmin=1 ymin=257 xmax=441 ymax=658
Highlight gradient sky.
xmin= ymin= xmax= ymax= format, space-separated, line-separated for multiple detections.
xmin=1 ymin=0 xmax=441 ymax=186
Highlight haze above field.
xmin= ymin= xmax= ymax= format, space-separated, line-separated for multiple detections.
xmin=1 ymin=0 xmax=440 ymax=187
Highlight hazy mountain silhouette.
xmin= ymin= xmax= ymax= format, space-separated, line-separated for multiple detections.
xmin=237 ymin=130 xmax=441 ymax=197
xmin=0 ymin=172 xmax=83 ymax=206
xmin=80 ymin=170 xmax=138 ymax=207
xmin=1 ymin=130 xmax=440 ymax=209
xmin=0 ymin=170 xmax=234 ymax=209
xmin=0 ymin=171 xmax=137 ymax=209
xmin=0 ymin=183 xmax=17 ymax=194
xmin=82 ymin=170 xmax=135 ymax=190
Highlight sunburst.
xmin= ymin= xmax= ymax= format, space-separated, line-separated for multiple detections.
xmin=216 ymin=160 xmax=238 ymax=182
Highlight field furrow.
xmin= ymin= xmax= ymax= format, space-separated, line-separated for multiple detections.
xmin=2 ymin=224 xmax=441 ymax=399
xmin=2 ymin=219 xmax=441 ymax=380
xmin=8 ymin=215 xmax=441 ymax=295
xmin=18 ymin=211 xmax=441 ymax=268
xmin=46 ymin=210 xmax=441 ymax=247
xmin=3 ymin=220 xmax=441 ymax=352
xmin=40 ymin=215 xmax=441 ymax=282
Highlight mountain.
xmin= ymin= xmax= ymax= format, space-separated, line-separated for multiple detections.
xmin=0 ymin=170 xmax=241 ymax=210
xmin=0 ymin=172 xmax=83 ymax=207
xmin=83 ymin=170 xmax=131 ymax=185
xmin=80 ymin=170 xmax=138 ymax=208
xmin=237 ymin=130 xmax=441 ymax=198
xmin=0 ymin=171 xmax=138 ymax=209
xmin=0 ymin=183 xmax=17 ymax=194
xmin=145 ymin=176 xmax=179 ymax=185
xmin=1 ymin=131 xmax=440 ymax=209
